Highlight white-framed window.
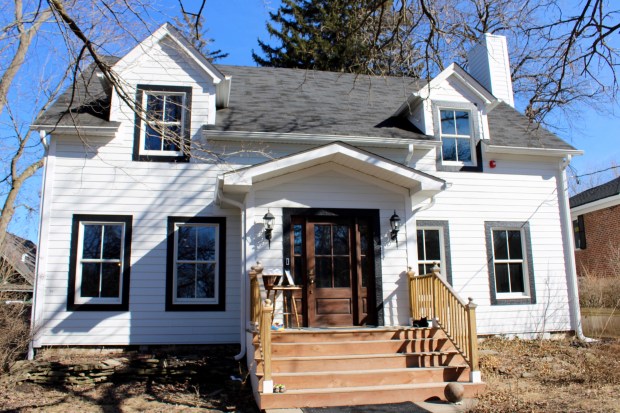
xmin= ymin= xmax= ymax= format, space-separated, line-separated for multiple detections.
xmin=485 ymin=221 xmax=536 ymax=305
xmin=166 ymin=217 xmax=226 ymax=311
xmin=133 ymin=85 xmax=192 ymax=162
xmin=439 ymin=109 xmax=473 ymax=164
xmin=69 ymin=215 xmax=132 ymax=310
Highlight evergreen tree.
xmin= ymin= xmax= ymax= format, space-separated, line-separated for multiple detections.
xmin=252 ymin=0 xmax=421 ymax=76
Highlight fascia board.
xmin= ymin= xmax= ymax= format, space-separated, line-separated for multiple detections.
xmin=204 ymin=130 xmax=440 ymax=149
xmin=30 ymin=123 xmax=121 ymax=136
xmin=483 ymin=143 xmax=584 ymax=157
xmin=570 ymin=193 xmax=620 ymax=217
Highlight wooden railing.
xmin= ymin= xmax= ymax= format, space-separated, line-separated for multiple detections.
xmin=249 ymin=263 xmax=273 ymax=387
xmin=408 ymin=266 xmax=479 ymax=373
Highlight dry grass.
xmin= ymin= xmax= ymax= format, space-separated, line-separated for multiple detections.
xmin=579 ymin=271 xmax=620 ymax=309
xmin=472 ymin=337 xmax=620 ymax=413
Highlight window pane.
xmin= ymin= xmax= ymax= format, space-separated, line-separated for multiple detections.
xmin=333 ymin=225 xmax=349 ymax=255
xmin=293 ymin=224 xmax=303 ymax=255
xmin=442 ymin=138 xmax=457 ymax=161
xmin=424 ymin=229 xmax=441 ymax=261
xmin=164 ymin=94 xmax=183 ymax=122
xmin=293 ymin=256 xmax=302 ymax=284
xmin=196 ymin=226 xmax=216 ymax=261
xmin=417 ymin=230 xmax=425 ymax=258
xmin=418 ymin=264 xmax=426 ymax=276
xmin=507 ymin=230 xmax=523 ymax=259
xmin=101 ymin=263 xmax=121 ymax=297
xmin=196 ymin=263 xmax=215 ymax=298
xmin=146 ymin=94 xmax=164 ymax=120
xmin=457 ymin=137 xmax=472 ymax=162
xmin=145 ymin=124 xmax=163 ymax=150
xmin=509 ymin=263 xmax=525 ymax=292
xmin=163 ymin=124 xmax=181 ymax=151
xmin=334 ymin=257 xmax=350 ymax=288
xmin=495 ymin=263 xmax=510 ymax=293
xmin=455 ymin=111 xmax=470 ymax=136
xmin=177 ymin=263 xmax=195 ymax=298
xmin=315 ymin=225 xmax=331 ymax=255
xmin=493 ymin=230 xmax=508 ymax=259
xmin=440 ymin=110 xmax=455 ymax=134
xmin=315 ymin=257 xmax=332 ymax=288
xmin=361 ymin=255 xmax=371 ymax=288
xmin=82 ymin=225 xmax=102 ymax=259
xmin=81 ymin=263 xmax=100 ymax=297
xmin=102 ymin=225 xmax=122 ymax=259
xmin=177 ymin=226 xmax=196 ymax=260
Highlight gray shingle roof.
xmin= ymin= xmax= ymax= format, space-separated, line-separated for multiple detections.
xmin=210 ymin=65 xmax=429 ymax=140
xmin=34 ymin=56 xmax=120 ymax=128
xmin=570 ymin=176 xmax=620 ymax=208
xmin=37 ymin=59 xmax=576 ymax=152
xmin=487 ymin=102 xmax=576 ymax=150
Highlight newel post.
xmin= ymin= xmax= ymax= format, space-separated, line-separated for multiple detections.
xmin=466 ymin=297 xmax=481 ymax=382
xmin=407 ymin=267 xmax=416 ymax=320
xmin=431 ymin=264 xmax=441 ymax=319
xmin=261 ymin=299 xmax=274 ymax=391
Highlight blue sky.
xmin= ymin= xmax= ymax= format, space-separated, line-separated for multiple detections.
xmin=7 ymin=0 xmax=620 ymax=242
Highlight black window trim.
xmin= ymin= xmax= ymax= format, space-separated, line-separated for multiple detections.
xmin=485 ymin=221 xmax=537 ymax=305
xmin=573 ymin=215 xmax=586 ymax=250
xmin=432 ymin=101 xmax=483 ymax=173
xmin=416 ymin=220 xmax=453 ymax=285
xmin=166 ymin=216 xmax=226 ymax=311
xmin=67 ymin=214 xmax=133 ymax=311
xmin=133 ymin=84 xmax=192 ymax=163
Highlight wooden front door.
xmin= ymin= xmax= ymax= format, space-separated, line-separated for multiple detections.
xmin=289 ymin=215 xmax=376 ymax=327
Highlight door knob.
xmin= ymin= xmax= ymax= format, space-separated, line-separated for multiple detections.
xmin=308 ymin=269 xmax=315 ymax=285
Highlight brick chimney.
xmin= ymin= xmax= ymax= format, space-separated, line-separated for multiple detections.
xmin=467 ymin=33 xmax=514 ymax=107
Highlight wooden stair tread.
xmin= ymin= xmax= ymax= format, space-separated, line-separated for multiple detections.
xmin=267 ymin=381 xmax=477 ymax=394
xmin=270 ymin=365 xmax=469 ymax=377
xmin=273 ymin=338 xmax=445 ymax=345
xmin=271 ymin=350 xmax=459 ymax=361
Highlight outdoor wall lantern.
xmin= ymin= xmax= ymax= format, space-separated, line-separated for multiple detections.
xmin=263 ymin=210 xmax=275 ymax=248
xmin=390 ymin=210 xmax=401 ymax=245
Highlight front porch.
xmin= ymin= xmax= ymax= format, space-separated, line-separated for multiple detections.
xmin=247 ymin=264 xmax=485 ymax=410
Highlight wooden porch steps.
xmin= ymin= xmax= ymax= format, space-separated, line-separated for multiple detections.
xmin=254 ymin=327 xmax=485 ymax=410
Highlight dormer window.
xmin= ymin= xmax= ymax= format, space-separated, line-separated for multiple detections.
xmin=133 ymin=85 xmax=192 ymax=162
xmin=440 ymin=109 xmax=472 ymax=163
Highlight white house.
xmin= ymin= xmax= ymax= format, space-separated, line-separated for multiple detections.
xmin=30 ymin=24 xmax=583 ymax=407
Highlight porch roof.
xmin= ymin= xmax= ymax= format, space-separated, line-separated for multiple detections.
xmin=218 ymin=142 xmax=445 ymax=197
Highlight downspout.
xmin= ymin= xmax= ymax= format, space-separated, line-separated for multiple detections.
xmin=28 ymin=130 xmax=50 ymax=359
xmin=217 ymin=188 xmax=248 ymax=359
xmin=557 ymin=155 xmax=589 ymax=341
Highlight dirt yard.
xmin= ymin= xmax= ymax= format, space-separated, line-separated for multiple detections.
xmin=1 ymin=338 xmax=619 ymax=413
xmin=473 ymin=337 xmax=620 ymax=413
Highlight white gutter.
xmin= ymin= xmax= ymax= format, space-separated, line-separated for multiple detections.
xmin=484 ymin=143 xmax=583 ymax=157
xmin=570 ymin=193 xmax=620 ymax=217
xmin=557 ymin=155 xmax=590 ymax=341
xmin=204 ymin=130 xmax=441 ymax=149
xmin=216 ymin=187 xmax=248 ymax=360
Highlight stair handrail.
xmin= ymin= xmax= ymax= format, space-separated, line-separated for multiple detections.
xmin=408 ymin=266 xmax=479 ymax=375
xmin=249 ymin=262 xmax=273 ymax=387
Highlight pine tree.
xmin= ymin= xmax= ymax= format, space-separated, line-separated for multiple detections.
xmin=252 ymin=0 xmax=421 ymax=76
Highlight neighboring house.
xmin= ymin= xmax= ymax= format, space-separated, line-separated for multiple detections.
xmin=30 ymin=24 xmax=584 ymax=407
xmin=0 ymin=233 xmax=36 ymax=302
xmin=570 ymin=176 xmax=620 ymax=277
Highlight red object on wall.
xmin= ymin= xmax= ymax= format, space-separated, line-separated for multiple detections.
xmin=489 ymin=160 xmax=497 ymax=168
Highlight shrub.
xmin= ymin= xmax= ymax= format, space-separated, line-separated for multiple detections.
xmin=578 ymin=269 xmax=620 ymax=309
xmin=0 ymin=299 xmax=32 ymax=372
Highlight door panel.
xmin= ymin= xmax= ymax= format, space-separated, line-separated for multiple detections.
xmin=289 ymin=214 xmax=376 ymax=327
